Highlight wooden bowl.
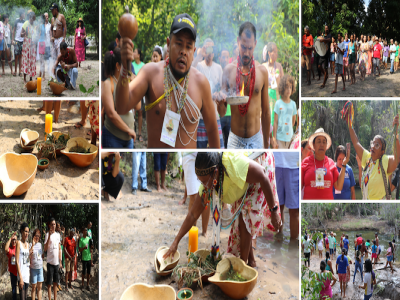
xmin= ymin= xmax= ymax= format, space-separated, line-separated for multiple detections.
xmin=49 ymin=81 xmax=68 ymax=95
xmin=208 ymin=257 xmax=258 ymax=299
xmin=20 ymin=128 xmax=39 ymax=146
xmin=25 ymin=80 xmax=37 ymax=92
xmin=61 ymin=137 xmax=98 ymax=167
xmin=37 ymin=158 xmax=49 ymax=170
xmin=0 ymin=153 xmax=37 ymax=198
xmin=120 ymin=283 xmax=176 ymax=300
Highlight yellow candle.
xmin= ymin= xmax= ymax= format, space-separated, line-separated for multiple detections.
xmin=37 ymin=77 xmax=41 ymax=95
xmin=45 ymin=114 xmax=53 ymax=136
xmin=188 ymin=226 xmax=198 ymax=260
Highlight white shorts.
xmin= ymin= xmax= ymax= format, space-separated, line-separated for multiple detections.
xmin=182 ymin=153 xmax=200 ymax=196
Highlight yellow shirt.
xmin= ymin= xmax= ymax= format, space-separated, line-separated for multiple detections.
xmin=361 ymin=149 xmax=390 ymax=200
xmin=199 ymin=152 xmax=250 ymax=204
xmin=22 ymin=21 xmax=32 ymax=39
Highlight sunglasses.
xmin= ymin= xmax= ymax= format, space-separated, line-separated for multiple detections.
xmin=370 ymin=141 xmax=381 ymax=149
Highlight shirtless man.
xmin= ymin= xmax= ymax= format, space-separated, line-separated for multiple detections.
xmin=53 ymin=42 xmax=78 ymax=89
xmin=219 ymin=22 xmax=270 ymax=149
xmin=318 ymin=25 xmax=332 ymax=88
xmin=49 ymin=3 xmax=66 ymax=73
xmin=116 ymin=13 xmax=220 ymax=149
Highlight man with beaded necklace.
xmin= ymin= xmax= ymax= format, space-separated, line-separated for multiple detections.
xmin=218 ymin=22 xmax=270 ymax=149
xmin=116 ymin=13 xmax=220 ymax=149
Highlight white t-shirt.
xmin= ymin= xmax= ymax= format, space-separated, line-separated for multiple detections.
xmin=335 ymin=42 xmax=345 ymax=65
xmin=14 ymin=18 xmax=25 ymax=42
xmin=29 ymin=242 xmax=43 ymax=269
xmin=45 ymin=23 xmax=51 ymax=47
xmin=45 ymin=232 xmax=60 ymax=265
xmin=363 ymin=272 xmax=373 ymax=295
xmin=303 ymin=240 xmax=311 ymax=253
xmin=196 ymin=61 xmax=223 ymax=120
xmin=17 ymin=241 xmax=30 ymax=283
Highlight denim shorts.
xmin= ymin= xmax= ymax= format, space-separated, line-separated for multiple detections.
xmin=30 ymin=268 xmax=44 ymax=284
xmin=153 ymin=153 xmax=168 ymax=171
xmin=227 ymin=129 xmax=263 ymax=149
xmin=387 ymin=255 xmax=393 ymax=262
xmin=383 ymin=56 xmax=388 ymax=63
xmin=330 ymin=53 xmax=335 ymax=62
xmin=102 ymin=126 xmax=134 ymax=149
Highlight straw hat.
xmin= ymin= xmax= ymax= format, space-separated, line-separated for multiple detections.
xmin=77 ymin=17 xmax=83 ymax=22
xmin=308 ymin=128 xmax=332 ymax=151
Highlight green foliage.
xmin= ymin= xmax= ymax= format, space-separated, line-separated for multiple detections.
xmin=301 ymin=265 xmax=333 ymax=300
xmin=79 ymin=83 xmax=96 ymax=94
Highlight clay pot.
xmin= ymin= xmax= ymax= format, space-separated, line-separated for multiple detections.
xmin=61 ymin=137 xmax=98 ymax=167
xmin=20 ymin=128 xmax=39 ymax=146
xmin=208 ymin=257 xmax=258 ymax=299
xmin=120 ymin=283 xmax=176 ymax=300
xmin=0 ymin=153 xmax=37 ymax=198
xmin=37 ymin=158 xmax=49 ymax=170
xmin=49 ymin=82 xmax=68 ymax=95
xmin=25 ymin=80 xmax=37 ymax=92
xmin=154 ymin=247 xmax=180 ymax=276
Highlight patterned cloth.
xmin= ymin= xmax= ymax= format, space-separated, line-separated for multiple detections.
xmin=21 ymin=38 xmax=36 ymax=77
xmin=289 ymin=130 xmax=300 ymax=149
xmin=14 ymin=41 xmax=23 ymax=56
xmin=227 ymin=152 xmax=280 ymax=257
xmin=367 ymin=49 xmax=372 ymax=75
xmin=197 ymin=119 xmax=224 ymax=149
xmin=75 ymin=27 xmax=85 ymax=62
xmin=52 ymin=36 xmax=63 ymax=61
xmin=85 ymin=100 xmax=99 ymax=135
xmin=359 ymin=44 xmax=368 ymax=73
xmin=227 ymin=129 xmax=263 ymax=149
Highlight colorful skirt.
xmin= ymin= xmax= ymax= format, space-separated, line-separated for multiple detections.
xmin=21 ymin=38 xmax=36 ymax=77
xmin=227 ymin=152 xmax=280 ymax=257
xmin=359 ymin=52 xmax=368 ymax=73
xmin=75 ymin=37 xmax=85 ymax=62
xmin=85 ymin=100 xmax=99 ymax=135
xmin=367 ymin=50 xmax=372 ymax=74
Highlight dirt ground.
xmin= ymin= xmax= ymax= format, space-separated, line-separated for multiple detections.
xmin=0 ymin=60 xmax=99 ymax=98
xmin=101 ymin=178 xmax=299 ymax=300
xmin=303 ymin=249 xmax=400 ymax=299
xmin=0 ymin=100 xmax=99 ymax=200
xmin=0 ymin=257 xmax=99 ymax=300
xmin=301 ymin=61 xmax=400 ymax=97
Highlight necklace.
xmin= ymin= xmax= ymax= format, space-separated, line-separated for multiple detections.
xmin=163 ymin=59 xmax=189 ymax=114
xmin=235 ymin=55 xmax=256 ymax=116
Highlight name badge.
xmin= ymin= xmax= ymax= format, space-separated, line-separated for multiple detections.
xmin=78 ymin=31 xmax=80 ymax=37
xmin=160 ymin=109 xmax=180 ymax=147
xmin=53 ymin=242 xmax=58 ymax=249
xmin=5 ymin=31 xmax=8 ymax=37
xmin=270 ymin=77 xmax=277 ymax=89
xmin=11 ymin=256 xmax=16 ymax=265
xmin=37 ymin=249 xmax=42 ymax=260
xmin=53 ymin=26 xmax=57 ymax=31
xmin=315 ymin=168 xmax=325 ymax=187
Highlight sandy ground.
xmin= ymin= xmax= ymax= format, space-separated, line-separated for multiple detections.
xmin=303 ymin=249 xmax=400 ymax=299
xmin=101 ymin=178 xmax=299 ymax=300
xmin=0 ymin=100 xmax=99 ymax=200
xmin=301 ymin=62 xmax=400 ymax=97
xmin=0 ymin=59 xmax=99 ymax=98
xmin=0 ymin=257 xmax=99 ymax=300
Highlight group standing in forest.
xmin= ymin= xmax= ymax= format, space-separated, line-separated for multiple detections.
xmin=4 ymin=218 xmax=96 ymax=300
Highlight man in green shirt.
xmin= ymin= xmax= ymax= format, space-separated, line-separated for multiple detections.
xmin=79 ymin=228 xmax=91 ymax=291
xmin=328 ymin=232 xmax=335 ymax=257
xmin=132 ymin=48 xmax=145 ymax=143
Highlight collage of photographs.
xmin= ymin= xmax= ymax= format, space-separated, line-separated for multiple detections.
xmin=0 ymin=0 xmax=399 ymax=300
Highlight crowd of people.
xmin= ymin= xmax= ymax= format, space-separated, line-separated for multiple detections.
xmin=302 ymin=230 xmax=396 ymax=299
xmin=4 ymin=218 xmax=96 ymax=300
xmin=0 ymin=4 xmax=88 ymax=89
xmin=301 ymin=111 xmax=400 ymax=200
xmin=302 ymin=24 xmax=400 ymax=94
xmin=101 ymin=13 xmax=299 ymax=149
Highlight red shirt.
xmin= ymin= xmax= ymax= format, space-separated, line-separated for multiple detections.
xmin=7 ymin=245 xmax=17 ymax=276
xmin=373 ymin=43 xmax=382 ymax=58
xmin=302 ymin=34 xmax=314 ymax=56
xmin=64 ymin=237 xmax=76 ymax=257
xmin=302 ymin=155 xmax=339 ymax=200
xmin=357 ymin=237 xmax=363 ymax=246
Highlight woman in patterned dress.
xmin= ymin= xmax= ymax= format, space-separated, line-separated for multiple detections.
xmin=359 ymin=35 xmax=368 ymax=81
xmin=85 ymin=100 xmax=99 ymax=145
xmin=164 ymin=152 xmax=282 ymax=267
xmin=21 ymin=11 xmax=36 ymax=83
xmin=74 ymin=18 xmax=86 ymax=67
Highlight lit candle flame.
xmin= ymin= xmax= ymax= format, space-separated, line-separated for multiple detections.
xmin=184 ymin=290 xmax=186 ymax=297
xmin=240 ymin=82 xmax=244 ymax=97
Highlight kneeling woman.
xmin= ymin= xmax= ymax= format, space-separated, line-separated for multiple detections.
xmin=101 ymin=152 xmax=124 ymax=201
xmin=348 ymin=113 xmax=399 ymax=199
xmin=164 ymin=152 xmax=281 ymax=267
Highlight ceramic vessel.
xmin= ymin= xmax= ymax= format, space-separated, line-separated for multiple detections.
xmin=154 ymin=246 xmax=179 ymax=276
xmin=120 ymin=283 xmax=176 ymax=300
xmin=20 ymin=129 xmax=39 ymax=146
xmin=49 ymin=82 xmax=68 ymax=95
xmin=37 ymin=158 xmax=49 ymax=170
xmin=25 ymin=80 xmax=37 ymax=92
xmin=0 ymin=153 xmax=37 ymax=197
xmin=208 ymin=257 xmax=258 ymax=299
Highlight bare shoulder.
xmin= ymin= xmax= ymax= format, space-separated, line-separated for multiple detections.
xmin=189 ymin=66 xmax=209 ymax=87
xmin=140 ymin=61 xmax=163 ymax=78
xmin=256 ymin=62 xmax=268 ymax=77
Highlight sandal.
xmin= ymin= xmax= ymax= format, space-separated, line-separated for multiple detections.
xmin=87 ymin=129 xmax=92 ymax=136
xmin=138 ymin=135 xmax=143 ymax=142
xmin=19 ymin=73 xmax=22 ymax=77
xmin=74 ymin=122 xmax=85 ymax=129
xmin=13 ymin=73 xmax=16 ymax=77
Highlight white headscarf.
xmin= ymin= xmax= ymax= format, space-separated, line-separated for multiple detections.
xmin=154 ymin=45 xmax=163 ymax=58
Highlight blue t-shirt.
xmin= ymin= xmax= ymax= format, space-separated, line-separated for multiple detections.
xmin=343 ymin=40 xmax=350 ymax=57
xmin=274 ymin=152 xmax=299 ymax=169
xmin=372 ymin=244 xmax=377 ymax=254
xmin=38 ymin=24 xmax=46 ymax=42
xmin=274 ymin=99 xmax=297 ymax=142
xmin=336 ymin=255 xmax=349 ymax=274
xmin=343 ymin=238 xmax=349 ymax=250
xmin=333 ymin=165 xmax=356 ymax=200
